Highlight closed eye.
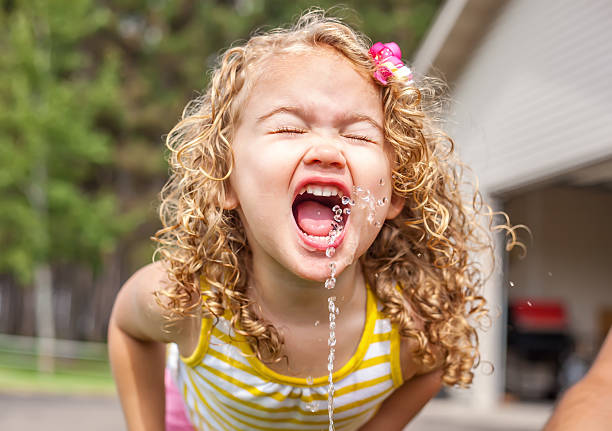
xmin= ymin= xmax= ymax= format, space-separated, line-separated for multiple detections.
xmin=343 ymin=134 xmax=378 ymax=144
xmin=271 ymin=127 xmax=306 ymax=135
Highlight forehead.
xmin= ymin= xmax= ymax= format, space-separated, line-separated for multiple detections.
xmin=240 ymin=47 xmax=383 ymax=126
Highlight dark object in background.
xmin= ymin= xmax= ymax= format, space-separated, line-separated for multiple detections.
xmin=506 ymin=300 xmax=573 ymax=400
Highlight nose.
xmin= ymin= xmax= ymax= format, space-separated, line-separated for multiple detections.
xmin=303 ymin=141 xmax=346 ymax=170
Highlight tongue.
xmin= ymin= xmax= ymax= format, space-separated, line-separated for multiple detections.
xmin=296 ymin=200 xmax=334 ymax=236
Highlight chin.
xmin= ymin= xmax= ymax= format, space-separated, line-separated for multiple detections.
xmin=289 ymin=256 xmax=338 ymax=283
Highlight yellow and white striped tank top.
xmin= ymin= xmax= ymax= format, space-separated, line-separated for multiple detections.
xmin=168 ymin=286 xmax=404 ymax=430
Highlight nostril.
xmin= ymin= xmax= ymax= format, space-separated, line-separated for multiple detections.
xmin=304 ymin=145 xmax=346 ymax=169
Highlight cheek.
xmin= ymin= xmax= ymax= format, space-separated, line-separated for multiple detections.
xmin=355 ymin=149 xmax=393 ymax=186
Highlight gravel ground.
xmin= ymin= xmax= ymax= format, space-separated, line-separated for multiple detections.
xmin=0 ymin=392 xmax=553 ymax=431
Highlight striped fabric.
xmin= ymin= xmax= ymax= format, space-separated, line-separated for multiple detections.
xmin=167 ymin=286 xmax=403 ymax=431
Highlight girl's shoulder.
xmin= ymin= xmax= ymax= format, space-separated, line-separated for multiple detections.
xmin=397 ymin=310 xmax=445 ymax=381
xmin=118 ymin=261 xmax=201 ymax=350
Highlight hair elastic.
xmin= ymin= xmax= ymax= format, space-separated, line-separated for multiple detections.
xmin=369 ymin=42 xmax=414 ymax=85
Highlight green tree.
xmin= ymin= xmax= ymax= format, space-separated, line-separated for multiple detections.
xmin=0 ymin=0 xmax=132 ymax=369
xmin=0 ymin=0 xmax=441 ymax=347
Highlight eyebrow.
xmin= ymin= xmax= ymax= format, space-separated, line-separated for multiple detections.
xmin=256 ymin=105 xmax=383 ymax=133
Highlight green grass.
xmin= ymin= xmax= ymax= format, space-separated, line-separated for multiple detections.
xmin=0 ymin=367 xmax=116 ymax=395
xmin=0 ymin=338 xmax=117 ymax=395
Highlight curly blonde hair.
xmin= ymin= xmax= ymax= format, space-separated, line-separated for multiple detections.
xmin=153 ymin=9 xmax=520 ymax=387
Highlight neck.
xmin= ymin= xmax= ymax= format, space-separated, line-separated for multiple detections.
xmin=248 ymin=259 xmax=366 ymax=327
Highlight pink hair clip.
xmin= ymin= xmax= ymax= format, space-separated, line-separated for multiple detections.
xmin=369 ymin=42 xmax=414 ymax=85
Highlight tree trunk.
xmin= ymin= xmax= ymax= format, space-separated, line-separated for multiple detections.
xmin=29 ymin=142 xmax=55 ymax=372
xmin=34 ymin=263 xmax=55 ymax=373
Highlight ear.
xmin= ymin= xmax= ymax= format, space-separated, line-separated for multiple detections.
xmin=222 ymin=181 xmax=239 ymax=210
xmin=385 ymin=192 xmax=405 ymax=220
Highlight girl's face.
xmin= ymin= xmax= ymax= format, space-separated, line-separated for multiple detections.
xmin=226 ymin=47 xmax=403 ymax=282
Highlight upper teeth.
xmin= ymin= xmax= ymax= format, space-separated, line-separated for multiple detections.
xmin=298 ymin=185 xmax=343 ymax=197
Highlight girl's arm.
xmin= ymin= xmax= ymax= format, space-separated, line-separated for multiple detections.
xmin=108 ymin=261 xmax=194 ymax=431
xmin=544 ymin=328 xmax=612 ymax=430
xmin=357 ymin=369 xmax=443 ymax=431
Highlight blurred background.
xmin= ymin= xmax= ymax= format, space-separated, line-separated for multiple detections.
xmin=0 ymin=0 xmax=610 ymax=430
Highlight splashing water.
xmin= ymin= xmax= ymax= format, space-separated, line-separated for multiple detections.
xmin=327 ymin=296 xmax=339 ymax=430
xmin=324 ymin=206 xmax=343 ymax=430
xmin=480 ymin=360 xmax=494 ymax=376
xmin=351 ymin=186 xmax=387 ymax=227
xmin=321 ymin=186 xmax=387 ymax=430
xmin=306 ymin=400 xmax=319 ymax=413
xmin=325 ymin=262 xmax=336 ymax=289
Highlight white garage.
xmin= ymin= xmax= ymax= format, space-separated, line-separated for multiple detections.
xmin=414 ymin=0 xmax=612 ymax=408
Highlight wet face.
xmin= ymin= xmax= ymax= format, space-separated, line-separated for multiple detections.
xmin=225 ymin=47 xmax=403 ymax=282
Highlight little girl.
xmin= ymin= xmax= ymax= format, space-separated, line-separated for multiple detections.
xmin=109 ymin=10 xmax=513 ymax=431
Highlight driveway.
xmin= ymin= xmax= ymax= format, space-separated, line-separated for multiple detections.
xmin=0 ymin=392 xmax=553 ymax=431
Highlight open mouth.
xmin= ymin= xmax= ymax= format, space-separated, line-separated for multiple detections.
xmin=292 ymin=184 xmax=349 ymax=250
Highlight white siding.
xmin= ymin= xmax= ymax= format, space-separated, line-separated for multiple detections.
xmin=448 ymin=0 xmax=612 ymax=193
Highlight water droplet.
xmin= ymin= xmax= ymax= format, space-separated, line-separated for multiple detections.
xmin=480 ymin=360 xmax=494 ymax=376
xmin=417 ymin=253 xmax=423 ymax=258
xmin=374 ymin=273 xmax=379 ymax=278
xmin=328 ymin=301 xmax=336 ymax=312
xmin=343 ymin=208 xmax=351 ymax=215
xmin=379 ymin=178 xmax=385 ymax=186
xmin=306 ymin=401 xmax=318 ymax=412
xmin=332 ymin=205 xmax=341 ymax=212
xmin=325 ymin=278 xmax=336 ymax=289
xmin=333 ymin=214 xmax=343 ymax=223
xmin=527 ymin=300 xmax=533 ymax=307
xmin=329 ymin=321 xmax=335 ymax=330
xmin=377 ymin=198 xmax=388 ymax=207
xmin=355 ymin=186 xmax=363 ymax=193
xmin=367 ymin=213 xmax=375 ymax=224
xmin=326 ymin=247 xmax=335 ymax=257
xmin=334 ymin=306 xmax=340 ymax=315
xmin=306 ymin=376 xmax=313 ymax=385
xmin=509 ymin=281 xmax=515 ymax=287
xmin=374 ymin=221 xmax=382 ymax=227
xmin=314 ymin=320 xmax=320 ymax=326
xmin=341 ymin=196 xmax=351 ymax=205
xmin=548 ymin=271 xmax=553 ymax=276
